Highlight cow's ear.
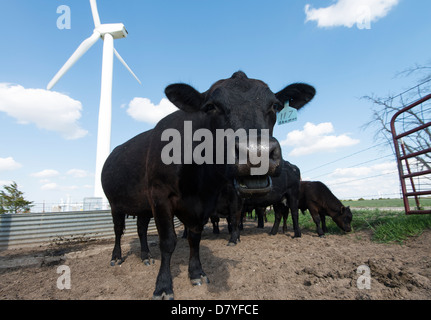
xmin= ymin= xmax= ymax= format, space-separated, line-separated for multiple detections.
xmin=275 ymin=83 xmax=316 ymax=110
xmin=165 ymin=83 xmax=204 ymax=112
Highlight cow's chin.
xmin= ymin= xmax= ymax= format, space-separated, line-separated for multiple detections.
xmin=234 ymin=175 xmax=272 ymax=198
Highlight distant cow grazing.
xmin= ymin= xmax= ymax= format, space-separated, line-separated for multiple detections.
xmin=102 ymin=71 xmax=315 ymax=299
xmin=298 ymin=181 xmax=352 ymax=237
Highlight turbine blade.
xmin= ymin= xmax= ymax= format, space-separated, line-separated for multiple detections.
xmin=47 ymin=31 xmax=100 ymax=90
xmin=89 ymin=0 xmax=101 ymax=27
xmin=114 ymin=48 xmax=142 ymax=85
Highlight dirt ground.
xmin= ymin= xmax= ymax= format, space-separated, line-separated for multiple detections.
xmin=1 ymin=219 xmax=430 ymax=300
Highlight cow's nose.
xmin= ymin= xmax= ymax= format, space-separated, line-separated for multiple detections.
xmin=267 ymin=137 xmax=281 ymax=176
xmin=234 ymin=135 xmax=281 ymax=176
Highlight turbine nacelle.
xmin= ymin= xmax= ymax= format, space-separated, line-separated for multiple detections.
xmin=96 ymin=23 xmax=128 ymax=39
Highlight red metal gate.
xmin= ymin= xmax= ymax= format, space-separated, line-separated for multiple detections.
xmin=390 ymin=94 xmax=431 ymax=215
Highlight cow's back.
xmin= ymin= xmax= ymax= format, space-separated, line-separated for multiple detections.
xmin=299 ymin=181 xmax=342 ymax=211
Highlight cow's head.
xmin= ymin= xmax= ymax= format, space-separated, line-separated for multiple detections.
xmin=165 ymin=71 xmax=315 ymax=196
xmin=333 ymin=206 xmax=353 ymax=232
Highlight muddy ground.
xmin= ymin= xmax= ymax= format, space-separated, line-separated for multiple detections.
xmin=0 ymin=219 xmax=430 ymax=300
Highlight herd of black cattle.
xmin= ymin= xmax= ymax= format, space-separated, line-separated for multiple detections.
xmin=101 ymin=72 xmax=352 ymax=299
xmin=210 ymin=163 xmax=352 ymax=239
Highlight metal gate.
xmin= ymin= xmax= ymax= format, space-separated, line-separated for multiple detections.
xmin=390 ymin=93 xmax=431 ymax=215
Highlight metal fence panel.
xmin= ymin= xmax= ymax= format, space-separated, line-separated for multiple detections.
xmin=0 ymin=210 xmax=182 ymax=249
xmin=390 ymin=94 xmax=431 ymax=215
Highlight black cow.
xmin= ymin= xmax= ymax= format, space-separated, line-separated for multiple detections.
xmin=240 ymin=160 xmax=302 ymax=237
xmin=182 ymin=182 xmax=243 ymax=243
xmin=298 ymin=181 xmax=352 ymax=237
xmin=102 ymin=130 xmax=155 ymax=266
xmin=102 ymin=71 xmax=315 ymax=300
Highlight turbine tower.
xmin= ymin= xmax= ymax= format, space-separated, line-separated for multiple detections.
xmin=47 ymin=0 xmax=141 ymax=202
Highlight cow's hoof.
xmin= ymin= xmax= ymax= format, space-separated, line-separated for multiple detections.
xmin=152 ymin=292 xmax=174 ymax=300
xmin=227 ymin=241 xmax=237 ymax=246
xmin=191 ymin=275 xmax=210 ymax=286
xmin=143 ymin=258 xmax=155 ymax=266
xmin=319 ymin=234 xmax=326 ymax=238
xmin=110 ymin=258 xmax=123 ymax=266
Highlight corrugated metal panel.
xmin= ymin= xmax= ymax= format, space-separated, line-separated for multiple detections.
xmin=0 ymin=211 xmax=182 ymax=249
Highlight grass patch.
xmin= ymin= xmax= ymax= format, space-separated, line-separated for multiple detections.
xmin=371 ymin=213 xmax=431 ymax=243
xmin=261 ymin=208 xmax=431 ymax=244
xmin=341 ymin=197 xmax=431 ymax=208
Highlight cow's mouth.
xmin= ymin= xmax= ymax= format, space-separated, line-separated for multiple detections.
xmin=234 ymin=175 xmax=272 ymax=197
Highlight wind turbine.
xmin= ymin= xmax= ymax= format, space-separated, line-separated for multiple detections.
xmin=47 ymin=0 xmax=141 ymax=202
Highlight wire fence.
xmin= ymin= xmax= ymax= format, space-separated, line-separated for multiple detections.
xmin=30 ymin=202 xmax=89 ymax=213
xmin=301 ymin=79 xmax=431 ymax=201
xmin=26 ymin=197 xmax=109 ymax=213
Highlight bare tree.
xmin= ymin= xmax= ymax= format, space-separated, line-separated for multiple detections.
xmin=363 ymin=63 xmax=431 ymax=173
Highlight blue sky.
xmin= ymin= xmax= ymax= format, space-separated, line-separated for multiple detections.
xmin=1 ymin=0 xmax=430 ymax=210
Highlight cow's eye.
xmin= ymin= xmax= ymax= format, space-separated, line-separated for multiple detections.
xmin=272 ymin=103 xmax=284 ymax=113
xmin=202 ymin=103 xmax=222 ymax=114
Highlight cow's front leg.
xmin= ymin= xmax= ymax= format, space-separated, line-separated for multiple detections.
xmin=211 ymin=216 xmax=220 ymax=234
xmin=255 ymin=207 xmax=265 ymax=228
xmin=290 ymin=200 xmax=302 ymax=238
xmin=188 ymin=229 xmax=210 ymax=286
xmin=270 ymin=203 xmax=285 ymax=235
xmin=153 ymin=225 xmax=176 ymax=299
xmin=151 ymin=197 xmax=176 ymax=300
xmin=320 ymin=212 xmax=328 ymax=233
xmin=227 ymin=197 xmax=243 ymax=246
xmin=310 ymin=209 xmax=324 ymax=237
xmin=282 ymin=210 xmax=289 ymax=234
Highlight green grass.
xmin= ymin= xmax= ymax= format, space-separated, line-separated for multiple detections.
xmin=262 ymin=207 xmax=431 ymax=244
xmin=341 ymin=197 xmax=431 ymax=208
xmin=365 ymin=211 xmax=431 ymax=243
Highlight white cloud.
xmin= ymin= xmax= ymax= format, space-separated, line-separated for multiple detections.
xmin=41 ymin=182 xmax=59 ymax=191
xmin=0 ymin=83 xmax=87 ymax=139
xmin=40 ymin=182 xmax=85 ymax=192
xmin=324 ymin=161 xmax=399 ymax=199
xmin=67 ymin=169 xmax=91 ymax=178
xmin=0 ymin=157 xmax=22 ymax=171
xmin=329 ymin=161 xmax=397 ymax=179
xmin=126 ymin=97 xmax=177 ymax=124
xmin=281 ymin=122 xmax=360 ymax=157
xmin=31 ymin=169 xmax=60 ymax=178
xmin=305 ymin=0 xmax=399 ymax=28
xmin=330 ymin=166 xmax=372 ymax=178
